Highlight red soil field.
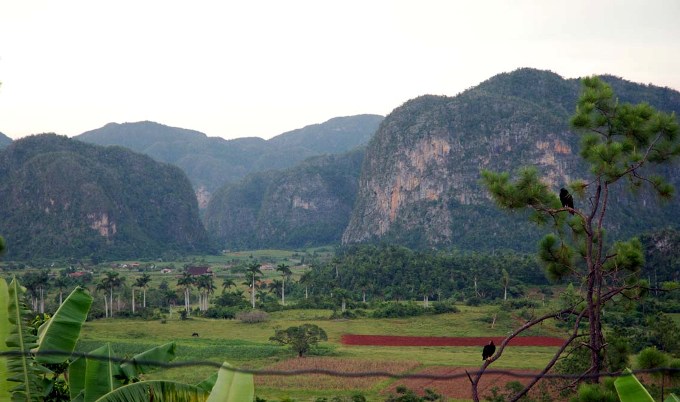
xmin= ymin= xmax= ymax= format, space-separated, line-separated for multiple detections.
xmin=384 ymin=366 xmax=549 ymax=400
xmin=341 ymin=334 xmax=565 ymax=347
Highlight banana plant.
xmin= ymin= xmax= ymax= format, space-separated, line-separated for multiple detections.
xmin=3 ymin=276 xmax=255 ymax=401
xmin=92 ymin=361 xmax=254 ymax=402
xmin=1 ymin=277 xmax=11 ymax=400
xmin=33 ymin=287 xmax=92 ymax=364
xmin=68 ymin=342 xmax=178 ymax=401
xmin=3 ymin=276 xmax=50 ymax=401
xmin=615 ymin=368 xmax=679 ymax=402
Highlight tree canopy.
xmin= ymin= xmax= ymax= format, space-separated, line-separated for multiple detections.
xmin=478 ymin=76 xmax=680 ymax=401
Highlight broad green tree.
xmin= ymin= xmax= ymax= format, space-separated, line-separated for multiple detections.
xmin=269 ymin=324 xmax=328 ymax=357
xmin=478 ymin=76 xmax=680 ymax=401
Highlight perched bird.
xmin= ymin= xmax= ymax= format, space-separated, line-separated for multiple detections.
xmin=559 ymin=188 xmax=574 ymax=215
xmin=482 ymin=340 xmax=496 ymax=361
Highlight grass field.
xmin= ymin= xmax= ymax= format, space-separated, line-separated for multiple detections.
xmin=77 ymin=305 xmax=565 ymax=401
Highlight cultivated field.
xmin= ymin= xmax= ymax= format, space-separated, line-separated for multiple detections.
xmin=77 ymin=305 xmax=566 ymax=401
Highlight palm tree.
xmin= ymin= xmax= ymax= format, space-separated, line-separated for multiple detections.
xmin=131 ymin=280 xmax=136 ymax=314
xmin=221 ymin=278 xmax=236 ymax=293
xmin=177 ymin=272 xmax=194 ymax=314
xmin=205 ymin=276 xmax=216 ymax=310
xmin=195 ymin=275 xmax=216 ymax=311
xmin=298 ymin=270 xmax=313 ymax=300
xmin=135 ymin=273 xmax=152 ymax=309
xmin=96 ymin=280 xmax=110 ymax=318
xmin=53 ymin=275 xmax=72 ymax=306
xmin=267 ymin=279 xmax=284 ymax=300
xmin=502 ymin=269 xmax=510 ymax=301
xmin=98 ymin=271 xmax=124 ymax=318
xmin=246 ymin=262 xmax=263 ymax=308
xmin=276 ymin=263 xmax=292 ymax=305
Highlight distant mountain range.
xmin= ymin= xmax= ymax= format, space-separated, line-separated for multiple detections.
xmin=0 ymin=132 xmax=11 ymax=148
xmin=204 ymin=68 xmax=680 ymax=251
xmin=1 ymin=68 xmax=679 ymax=258
xmin=76 ymin=115 xmax=383 ymax=207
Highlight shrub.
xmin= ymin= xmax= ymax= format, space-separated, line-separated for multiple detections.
xmin=236 ymin=310 xmax=269 ymax=323
xmin=466 ymin=296 xmax=482 ymax=306
xmin=371 ymin=302 xmax=425 ymax=318
xmin=204 ymin=306 xmax=242 ymax=319
xmin=500 ymin=299 xmax=539 ymax=311
xmin=295 ymin=295 xmax=337 ymax=310
xmin=432 ymin=301 xmax=459 ymax=314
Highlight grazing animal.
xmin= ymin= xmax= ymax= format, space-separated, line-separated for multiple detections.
xmin=559 ymin=188 xmax=574 ymax=215
xmin=192 ymin=332 xmax=199 ymax=337
xmin=482 ymin=340 xmax=496 ymax=361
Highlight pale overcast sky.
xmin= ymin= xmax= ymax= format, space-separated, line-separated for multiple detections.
xmin=1 ymin=0 xmax=679 ymax=140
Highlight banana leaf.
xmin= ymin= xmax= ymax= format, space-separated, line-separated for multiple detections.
xmin=119 ymin=342 xmax=176 ymax=381
xmin=665 ymin=394 xmax=680 ymax=402
xmin=93 ymin=380 xmax=210 ymax=402
xmin=33 ymin=286 xmax=93 ymax=364
xmin=206 ymin=362 xmax=254 ymax=402
xmin=614 ymin=368 xmax=654 ymax=402
xmin=82 ymin=343 xmax=122 ymax=402
xmin=195 ymin=373 xmax=217 ymax=392
xmin=68 ymin=355 xmax=87 ymax=400
xmin=5 ymin=276 xmax=46 ymax=401
xmin=0 ymin=277 xmax=10 ymax=400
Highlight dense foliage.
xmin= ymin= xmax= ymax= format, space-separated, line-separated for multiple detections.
xmin=298 ymin=245 xmax=547 ymax=303
xmin=475 ymin=75 xmax=680 ymax=401
xmin=0 ymin=134 xmax=210 ymax=260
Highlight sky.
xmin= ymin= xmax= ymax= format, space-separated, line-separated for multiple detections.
xmin=1 ymin=0 xmax=679 ymax=141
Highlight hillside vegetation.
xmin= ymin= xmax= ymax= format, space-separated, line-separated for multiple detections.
xmin=76 ymin=115 xmax=383 ymax=205
xmin=0 ymin=134 xmax=210 ymax=260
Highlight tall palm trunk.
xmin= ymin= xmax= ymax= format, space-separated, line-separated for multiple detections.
xmin=110 ymin=288 xmax=114 ymax=318
xmin=251 ymin=275 xmax=256 ymax=308
xmin=281 ymin=279 xmax=285 ymax=306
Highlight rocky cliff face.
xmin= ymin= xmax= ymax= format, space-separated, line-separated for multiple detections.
xmin=343 ymin=69 xmax=680 ymax=251
xmin=205 ymin=150 xmax=364 ymax=249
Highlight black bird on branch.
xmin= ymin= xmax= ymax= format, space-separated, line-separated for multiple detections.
xmin=482 ymin=340 xmax=496 ymax=361
xmin=559 ymin=188 xmax=574 ymax=215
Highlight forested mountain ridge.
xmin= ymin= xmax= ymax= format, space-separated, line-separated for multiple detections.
xmin=0 ymin=134 xmax=210 ymax=260
xmin=76 ymin=115 xmax=383 ymax=207
xmin=342 ymin=68 xmax=680 ymax=251
xmin=204 ymin=149 xmax=365 ymax=250
xmin=0 ymin=132 xmax=11 ymax=148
